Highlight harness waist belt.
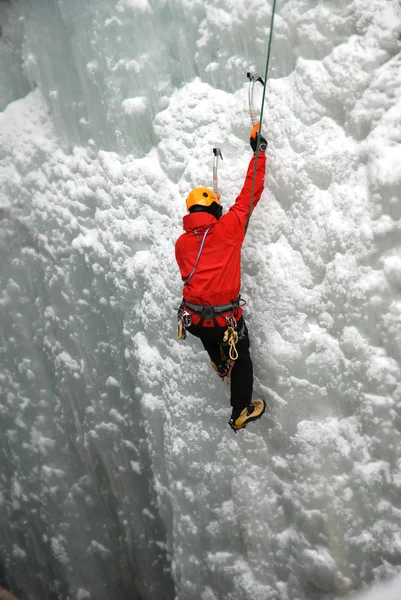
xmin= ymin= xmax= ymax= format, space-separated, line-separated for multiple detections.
xmin=184 ymin=299 xmax=238 ymax=313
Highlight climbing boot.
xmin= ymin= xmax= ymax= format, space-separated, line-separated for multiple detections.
xmin=228 ymin=399 xmax=266 ymax=432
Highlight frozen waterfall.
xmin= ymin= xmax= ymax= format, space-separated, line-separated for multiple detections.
xmin=1 ymin=1 xmax=401 ymax=599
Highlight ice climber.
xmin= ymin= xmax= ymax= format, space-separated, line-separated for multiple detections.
xmin=175 ymin=126 xmax=268 ymax=432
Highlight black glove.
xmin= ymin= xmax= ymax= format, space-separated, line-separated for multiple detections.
xmin=250 ymin=123 xmax=267 ymax=153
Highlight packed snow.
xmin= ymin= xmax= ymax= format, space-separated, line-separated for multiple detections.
xmin=0 ymin=0 xmax=401 ymax=599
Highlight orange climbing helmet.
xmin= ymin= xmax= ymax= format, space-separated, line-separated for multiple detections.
xmin=186 ymin=187 xmax=221 ymax=212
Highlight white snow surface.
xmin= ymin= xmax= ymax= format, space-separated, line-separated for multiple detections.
xmin=1 ymin=1 xmax=401 ymax=600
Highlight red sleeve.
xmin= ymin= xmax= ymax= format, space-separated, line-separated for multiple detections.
xmin=220 ymin=152 xmax=266 ymax=238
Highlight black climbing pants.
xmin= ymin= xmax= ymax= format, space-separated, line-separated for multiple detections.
xmin=187 ymin=317 xmax=253 ymax=410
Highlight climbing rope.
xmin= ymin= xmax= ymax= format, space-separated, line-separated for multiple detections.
xmin=223 ymin=326 xmax=239 ymax=361
xmin=245 ymin=0 xmax=277 ymax=234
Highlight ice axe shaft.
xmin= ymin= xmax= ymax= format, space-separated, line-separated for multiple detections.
xmin=247 ymin=72 xmax=265 ymax=127
xmin=212 ymin=147 xmax=223 ymax=196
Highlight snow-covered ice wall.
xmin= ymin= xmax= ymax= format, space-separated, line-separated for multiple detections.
xmin=1 ymin=1 xmax=401 ymax=599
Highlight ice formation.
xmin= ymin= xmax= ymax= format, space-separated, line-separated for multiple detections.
xmin=1 ymin=1 xmax=401 ymax=599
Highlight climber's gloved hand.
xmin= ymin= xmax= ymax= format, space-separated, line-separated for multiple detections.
xmin=250 ymin=122 xmax=267 ymax=153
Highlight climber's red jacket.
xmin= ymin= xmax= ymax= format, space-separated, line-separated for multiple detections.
xmin=175 ymin=153 xmax=266 ymax=325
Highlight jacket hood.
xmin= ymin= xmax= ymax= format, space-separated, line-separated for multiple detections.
xmin=182 ymin=212 xmax=217 ymax=233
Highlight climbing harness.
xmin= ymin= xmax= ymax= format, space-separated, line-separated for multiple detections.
xmin=245 ymin=0 xmax=277 ymax=234
xmin=181 ymin=297 xmax=245 ymax=327
xmin=176 ymin=297 xmax=246 ymax=342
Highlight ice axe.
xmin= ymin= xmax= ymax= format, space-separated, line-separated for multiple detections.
xmin=246 ymin=72 xmax=265 ymax=127
xmin=212 ymin=147 xmax=223 ymax=197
